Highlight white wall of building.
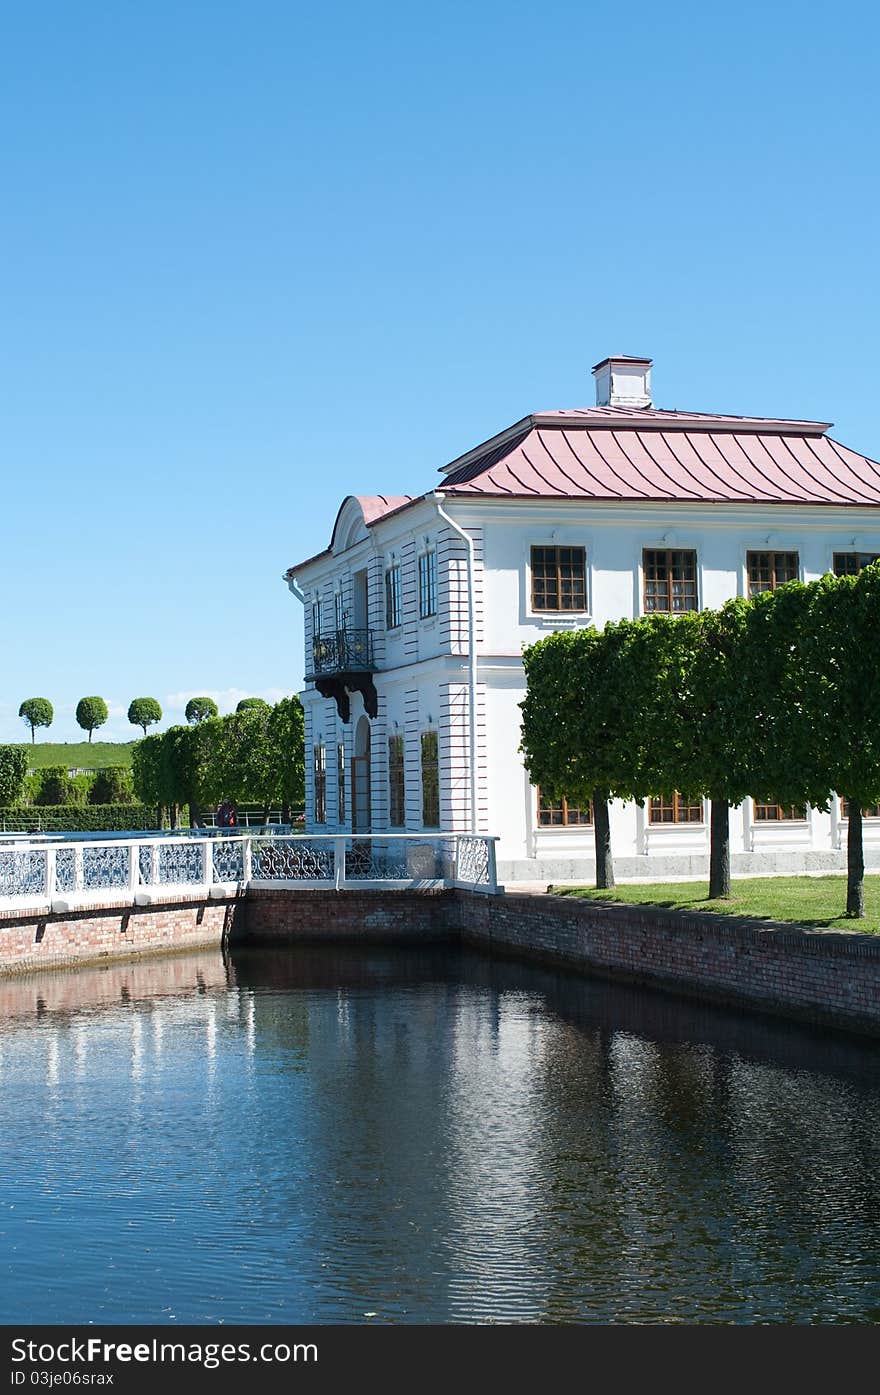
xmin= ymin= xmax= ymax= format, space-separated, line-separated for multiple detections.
xmin=293 ymin=495 xmax=880 ymax=880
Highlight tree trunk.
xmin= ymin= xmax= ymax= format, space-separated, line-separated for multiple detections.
xmin=156 ymin=803 xmax=162 ymax=830
xmin=709 ymin=797 xmax=731 ymax=899
xmin=847 ymin=801 xmax=865 ymax=917
xmin=593 ymin=789 xmax=615 ymax=890
xmin=88 ymin=729 xmax=93 ymax=742
xmin=262 ymin=802 xmax=270 ymax=826
xmin=30 ymin=727 xmax=35 ymax=744
xmin=171 ymin=802 xmax=180 ymax=830
xmin=282 ymin=801 xmax=291 ymax=824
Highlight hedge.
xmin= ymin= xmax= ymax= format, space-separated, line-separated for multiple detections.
xmin=0 ymin=805 xmax=159 ymax=833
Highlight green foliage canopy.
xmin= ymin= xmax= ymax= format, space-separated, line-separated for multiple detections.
xmin=185 ymin=696 xmax=219 ymax=724
xmin=0 ymin=746 xmax=28 ymax=805
xmin=128 ymin=697 xmax=162 ymax=736
xmin=76 ymin=696 xmax=109 ymax=742
xmin=18 ymin=698 xmax=53 ymax=743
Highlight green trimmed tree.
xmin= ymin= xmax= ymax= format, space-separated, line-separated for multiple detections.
xmin=18 ymin=698 xmax=53 ymax=744
xmin=75 ymin=696 xmax=108 ymax=743
xmin=268 ymin=696 xmax=305 ymax=821
xmin=521 ymin=623 xmax=659 ymax=889
xmin=185 ymin=696 xmax=219 ymax=724
xmin=128 ymin=697 xmax=162 ymax=736
xmin=235 ymin=697 xmax=270 ymax=714
xmin=0 ymin=745 xmax=28 ymax=805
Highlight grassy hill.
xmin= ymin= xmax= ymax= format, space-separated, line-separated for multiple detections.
xmin=14 ymin=742 xmax=136 ymax=771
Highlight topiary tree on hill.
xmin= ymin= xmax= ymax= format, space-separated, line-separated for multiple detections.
xmin=18 ymin=698 xmax=54 ymax=744
xmin=185 ymin=696 xmax=219 ymax=724
xmin=236 ymin=697 xmax=270 ymax=713
xmin=128 ymin=697 xmax=162 ymax=736
xmin=76 ymin=696 xmax=108 ymax=743
xmin=0 ymin=745 xmax=28 ymax=805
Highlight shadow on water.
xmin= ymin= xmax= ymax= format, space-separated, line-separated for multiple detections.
xmin=228 ymin=941 xmax=880 ymax=1089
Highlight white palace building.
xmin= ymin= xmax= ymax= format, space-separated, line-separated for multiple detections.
xmin=286 ymin=356 xmax=880 ymax=882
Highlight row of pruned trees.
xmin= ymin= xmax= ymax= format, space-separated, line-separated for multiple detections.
xmin=520 ymin=564 xmax=880 ymax=917
xmin=17 ymin=694 xmax=271 ymax=742
xmin=131 ymin=697 xmax=305 ymax=826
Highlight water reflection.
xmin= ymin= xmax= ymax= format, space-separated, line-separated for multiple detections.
xmin=0 ymin=945 xmax=878 ymax=1324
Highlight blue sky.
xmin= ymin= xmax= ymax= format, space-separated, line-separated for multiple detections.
xmin=2 ymin=0 xmax=878 ymax=742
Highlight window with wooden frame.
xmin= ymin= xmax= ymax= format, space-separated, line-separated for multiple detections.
xmin=753 ymin=800 xmax=806 ymax=821
xmin=388 ymin=735 xmax=405 ymax=828
xmin=643 ymin=549 xmax=698 ymax=612
xmin=337 ymin=742 xmax=346 ymax=824
xmin=537 ymin=791 xmax=593 ymax=826
xmin=833 ymin=552 xmax=880 ymax=576
xmin=421 ymin=730 xmax=440 ymax=828
xmin=746 ymin=551 xmax=799 ymax=596
xmin=648 ymin=793 xmax=703 ymax=824
xmin=313 ymin=744 xmax=327 ymax=824
xmin=530 ymin=546 xmax=586 ymax=612
xmin=841 ymin=799 xmax=880 ymax=820
xmin=418 ymin=549 xmax=437 ymax=619
xmin=385 ymin=564 xmax=402 ymax=629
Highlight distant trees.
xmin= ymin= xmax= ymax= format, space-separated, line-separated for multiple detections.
xmin=18 ymin=698 xmax=53 ymax=744
xmin=127 ymin=697 xmax=162 ymax=736
xmin=185 ymin=697 xmax=219 ymax=724
xmin=131 ymin=696 xmax=305 ymax=828
xmin=236 ymin=698 xmax=270 ymax=713
xmin=75 ymin=697 xmax=109 ymax=742
xmin=0 ymin=746 xmax=28 ymax=804
xmin=520 ymin=564 xmax=880 ymax=918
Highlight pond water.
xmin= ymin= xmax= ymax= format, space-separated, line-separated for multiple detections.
xmin=1 ymin=944 xmax=878 ymax=1324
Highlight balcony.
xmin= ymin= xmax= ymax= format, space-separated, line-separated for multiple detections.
xmin=306 ymin=629 xmax=377 ymax=722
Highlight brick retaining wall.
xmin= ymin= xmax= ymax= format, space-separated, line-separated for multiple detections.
xmin=456 ymin=892 xmax=880 ymax=1037
xmin=242 ymin=887 xmax=454 ymax=942
xmin=0 ymin=892 xmax=242 ymax=976
xmin=1 ymin=887 xmax=878 ymax=1036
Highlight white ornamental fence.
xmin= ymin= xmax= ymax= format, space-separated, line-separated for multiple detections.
xmin=0 ymin=833 xmax=499 ymax=911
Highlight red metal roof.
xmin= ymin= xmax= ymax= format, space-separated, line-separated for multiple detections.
xmin=439 ymin=409 xmax=880 ymax=506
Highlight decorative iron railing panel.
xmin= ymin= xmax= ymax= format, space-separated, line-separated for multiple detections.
xmin=0 ymin=848 xmax=46 ymax=899
xmin=213 ymin=840 xmax=245 ymax=883
xmin=82 ymin=845 xmax=130 ymax=892
xmin=308 ymin=629 xmax=374 ymax=677
xmin=250 ymin=840 xmax=335 ymax=882
xmin=456 ymin=835 xmax=492 ymax=886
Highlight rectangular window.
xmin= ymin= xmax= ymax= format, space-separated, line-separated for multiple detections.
xmin=530 ymin=546 xmax=587 ymax=612
xmin=833 ymin=552 xmax=880 ymax=576
xmin=643 ymin=550 xmax=698 ymax=613
xmin=385 ymin=565 xmax=402 ymax=630
xmin=311 ymin=600 xmax=321 ymax=638
xmin=537 ymin=791 xmax=593 ymax=826
xmin=418 ymin=550 xmax=438 ymax=619
xmin=337 ymin=742 xmax=346 ymax=824
xmin=753 ymin=801 xmax=806 ymax=821
xmin=649 ymin=793 xmax=703 ymax=824
xmin=388 ymin=735 xmax=405 ymax=828
xmin=747 ymin=551 xmax=799 ymax=596
xmin=841 ymin=799 xmax=880 ymax=820
xmin=334 ymin=591 xmax=345 ymax=632
xmin=421 ymin=730 xmax=440 ymax=828
xmin=313 ymin=744 xmax=326 ymax=824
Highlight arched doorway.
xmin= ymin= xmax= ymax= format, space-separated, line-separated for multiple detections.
xmin=352 ymin=715 xmax=371 ymax=833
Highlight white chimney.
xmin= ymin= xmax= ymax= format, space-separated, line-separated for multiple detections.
xmin=592 ymin=355 xmax=653 ymax=408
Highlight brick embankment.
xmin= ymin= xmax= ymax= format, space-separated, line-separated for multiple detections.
xmin=0 ymin=892 xmax=242 ymax=976
xmin=1 ymin=886 xmax=878 ymax=1038
xmin=455 ymin=891 xmax=880 ymax=1037
xmin=241 ymin=887 xmax=455 ymax=943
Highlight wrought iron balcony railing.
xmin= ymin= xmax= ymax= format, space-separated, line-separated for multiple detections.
xmin=308 ymin=628 xmax=374 ymax=678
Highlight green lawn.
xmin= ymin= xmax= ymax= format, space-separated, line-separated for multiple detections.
xmin=15 ymin=741 xmax=136 ymax=771
xmin=554 ymin=876 xmax=880 ymax=934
